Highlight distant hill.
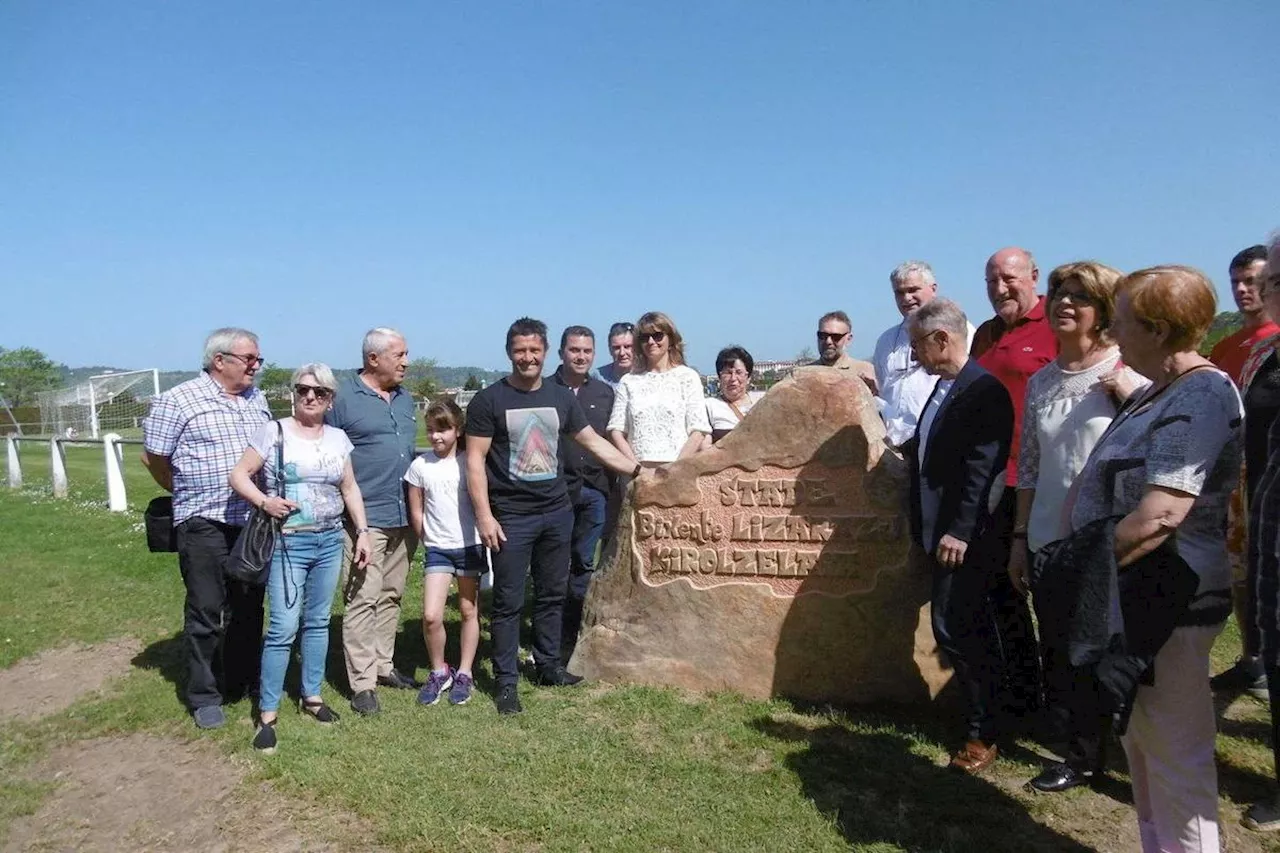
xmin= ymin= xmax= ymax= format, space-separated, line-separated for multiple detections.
xmin=1201 ymin=311 xmax=1243 ymax=354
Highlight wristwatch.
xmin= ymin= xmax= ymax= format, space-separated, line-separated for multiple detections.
xmin=355 ymin=526 xmax=370 ymax=534
xmin=631 ymin=463 xmax=642 ymax=478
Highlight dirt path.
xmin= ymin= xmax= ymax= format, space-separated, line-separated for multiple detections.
xmin=3 ymin=734 xmax=381 ymax=853
xmin=0 ymin=638 xmax=142 ymax=723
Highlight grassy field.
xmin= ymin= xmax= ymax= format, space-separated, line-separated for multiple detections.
xmin=2 ymin=445 xmax=1280 ymax=851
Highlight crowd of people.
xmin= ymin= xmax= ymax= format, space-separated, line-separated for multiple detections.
xmin=140 ymin=236 xmax=1280 ymax=851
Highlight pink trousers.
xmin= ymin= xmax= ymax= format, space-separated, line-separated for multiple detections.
xmin=1123 ymin=623 xmax=1224 ymax=853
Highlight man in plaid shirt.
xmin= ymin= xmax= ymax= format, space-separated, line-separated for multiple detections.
xmin=142 ymin=327 xmax=272 ymax=730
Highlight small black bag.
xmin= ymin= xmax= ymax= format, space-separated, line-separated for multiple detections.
xmin=144 ymin=496 xmax=179 ymax=553
xmin=225 ymin=422 xmax=285 ymax=586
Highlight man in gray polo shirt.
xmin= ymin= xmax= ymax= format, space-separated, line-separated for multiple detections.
xmin=327 ymin=327 xmax=419 ymax=716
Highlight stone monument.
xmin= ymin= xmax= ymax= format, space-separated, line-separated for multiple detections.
xmin=569 ymin=367 xmax=951 ymax=704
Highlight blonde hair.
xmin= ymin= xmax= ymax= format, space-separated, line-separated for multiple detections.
xmin=634 ymin=311 xmax=686 ymax=371
xmin=1047 ymin=261 xmax=1124 ymax=344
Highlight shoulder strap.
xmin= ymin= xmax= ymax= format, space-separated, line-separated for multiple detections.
xmin=723 ymin=397 xmax=746 ymax=422
xmin=275 ymin=420 xmax=285 ymax=493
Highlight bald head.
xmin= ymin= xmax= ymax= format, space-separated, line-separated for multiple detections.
xmin=985 ymin=247 xmax=1040 ymax=324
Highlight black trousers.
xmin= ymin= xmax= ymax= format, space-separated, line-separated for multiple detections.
xmin=1034 ymin=579 xmax=1109 ymax=770
xmin=991 ymin=489 xmax=1044 ymax=712
xmin=489 ymin=506 xmax=574 ymax=688
xmin=931 ymin=545 xmax=1004 ymax=743
xmin=175 ymin=517 xmax=265 ymax=709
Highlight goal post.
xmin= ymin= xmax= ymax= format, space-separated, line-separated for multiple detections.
xmin=38 ymin=369 xmax=161 ymax=439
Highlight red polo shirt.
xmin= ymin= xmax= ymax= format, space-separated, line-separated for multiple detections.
xmin=971 ymin=295 xmax=1058 ymax=486
xmin=1210 ymin=321 xmax=1280 ymax=387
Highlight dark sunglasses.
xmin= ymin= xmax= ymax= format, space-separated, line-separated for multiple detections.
xmin=638 ymin=330 xmax=666 ymax=343
xmin=816 ymin=331 xmax=847 ymax=342
xmin=294 ymin=384 xmax=333 ymax=399
xmin=1050 ymin=289 xmax=1098 ymax=305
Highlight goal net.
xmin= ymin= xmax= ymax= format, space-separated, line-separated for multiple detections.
xmin=37 ymin=369 xmax=161 ymax=439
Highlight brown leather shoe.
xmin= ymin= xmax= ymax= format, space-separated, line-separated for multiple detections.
xmin=950 ymin=740 xmax=999 ymax=774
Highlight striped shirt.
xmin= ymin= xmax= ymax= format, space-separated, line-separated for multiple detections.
xmin=143 ymin=372 xmax=271 ymax=525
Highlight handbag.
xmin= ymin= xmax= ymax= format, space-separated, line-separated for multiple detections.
xmin=143 ymin=496 xmax=178 ymax=553
xmin=225 ymin=422 xmax=285 ymax=586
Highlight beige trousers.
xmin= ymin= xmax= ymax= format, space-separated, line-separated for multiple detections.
xmin=1123 ymin=623 xmax=1224 ymax=853
xmin=341 ymin=525 xmax=417 ymax=693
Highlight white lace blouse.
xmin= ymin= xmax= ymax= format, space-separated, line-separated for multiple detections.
xmin=607 ymin=365 xmax=712 ymax=462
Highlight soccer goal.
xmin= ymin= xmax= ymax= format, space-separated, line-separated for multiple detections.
xmin=36 ymin=369 xmax=161 ymax=439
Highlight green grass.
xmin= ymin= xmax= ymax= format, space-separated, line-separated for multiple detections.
xmin=2 ymin=453 xmax=1280 ymax=851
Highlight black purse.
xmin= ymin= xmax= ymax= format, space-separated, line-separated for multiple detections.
xmin=143 ymin=496 xmax=179 ymax=553
xmin=225 ymin=422 xmax=285 ymax=586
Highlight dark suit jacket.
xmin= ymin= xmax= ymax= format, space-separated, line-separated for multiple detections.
xmin=904 ymin=358 xmax=1014 ymax=558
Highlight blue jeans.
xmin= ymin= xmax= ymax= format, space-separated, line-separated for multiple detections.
xmin=490 ymin=505 xmax=574 ymax=687
xmin=259 ymin=527 xmax=344 ymax=713
xmin=562 ymin=485 xmax=607 ymax=663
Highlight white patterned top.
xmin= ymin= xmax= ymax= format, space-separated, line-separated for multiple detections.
xmin=1016 ymin=350 xmax=1144 ymax=552
xmin=607 ymin=365 xmax=712 ymax=462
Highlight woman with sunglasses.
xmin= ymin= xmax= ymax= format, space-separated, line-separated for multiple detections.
xmin=607 ymin=311 xmax=711 ymax=465
xmin=229 ymin=363 xmax=372 ymax=754
xmin=1007 ymin=261 xmax=1143 ymax=793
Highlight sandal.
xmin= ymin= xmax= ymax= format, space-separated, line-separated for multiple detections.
xmin=299 ymin=698 xmax=340 ymax=724
xmin=252 ymin=720 xmax=277 ymax=754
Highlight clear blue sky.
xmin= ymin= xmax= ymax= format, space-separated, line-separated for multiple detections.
xmin=2 ymin=1 xmax=1276 ymax=376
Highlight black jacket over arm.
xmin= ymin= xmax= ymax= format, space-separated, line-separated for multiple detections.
xmin=905 ymin=358 xmax=1014 ymax=556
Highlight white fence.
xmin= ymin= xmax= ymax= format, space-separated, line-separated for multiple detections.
xmin=6 ymin=434 xmax=433 ymax=513
xmin=6 ymin=434 xmax=143 ymax=511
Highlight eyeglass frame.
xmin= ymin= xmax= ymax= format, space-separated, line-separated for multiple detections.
xmin=219 ymin=351 xmax=265 ymax=367
xmin=1048 ymin=288 xmax=1099 ymax=306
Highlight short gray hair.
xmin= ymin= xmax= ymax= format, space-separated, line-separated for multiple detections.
xmin=202 ymin=327 xmax=258 ymax=369
xmin=291 ymin=362 xmax=337 ymax=390
xmin=362 ymin=327 xmax=405 ymax=359
xmin=889 ymin=260 xmax=936 ymax=288
xmin=909 ymin=297 xmax=968 ymax=338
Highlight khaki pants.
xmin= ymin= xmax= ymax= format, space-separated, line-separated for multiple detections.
xmin=1123 ymin=623 xmax=1224 ymax=853
xmin=341 ymin=525 xmax=417 ymax=693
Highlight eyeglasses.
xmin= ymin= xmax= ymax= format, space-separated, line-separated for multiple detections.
xmin=638 ymin=330 xmax=666 ymax=344
xmin=908 ymin=330 xmax=941 ymax=352
xmin=220 ymin=352 xmax=265 ymax=367
xmin=718 ymin=369 xmax=749 ymax=379
xmin=816 ymin=331 xmax=847 ymax=342
xmin=294 ymin=384 xmax=333 ymax=400
xmin=1050 ymin=289 xmax=1097 ymax=305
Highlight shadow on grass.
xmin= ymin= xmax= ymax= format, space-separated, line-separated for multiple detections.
xmin=133 ymin=632 xmax=186 ymax=709
xmin=323 ymin=614 xmax=499 ymax=699
xmin=754 ymin=714 xmax=1096 ymax=852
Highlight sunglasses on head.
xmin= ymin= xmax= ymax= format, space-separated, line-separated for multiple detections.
xmin=294 ymin=384 xmax=333 ymax=399
xmin=638 ymin=330 xmax=666 ymax=343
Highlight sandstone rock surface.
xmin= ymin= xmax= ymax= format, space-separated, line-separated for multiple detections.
xmin=570 ymin=367 xmax=951 ymax=704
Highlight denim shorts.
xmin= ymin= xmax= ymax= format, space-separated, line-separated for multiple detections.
xmin=424 ymin=544 xmax=488 ymax=578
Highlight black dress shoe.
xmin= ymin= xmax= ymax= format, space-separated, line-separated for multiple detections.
xmin=495 ymin=685 xmax=523 ymax=715
xmin=377 ymin=668 xmax=421 ymax=690
xmin=534 ymin=666 xmax=584 ymax=687
xmin=1026 ymin=763 xmax=1096 ymax=793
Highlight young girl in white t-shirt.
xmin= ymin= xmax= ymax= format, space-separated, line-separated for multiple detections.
xmin=404 ymin=399 xmax=483 ymax=706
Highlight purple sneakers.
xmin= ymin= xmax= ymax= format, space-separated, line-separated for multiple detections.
xmin=417 ymin=667 xmax=454 ymax=706
xmin=449 ymin=672 xmax=474 ymax=705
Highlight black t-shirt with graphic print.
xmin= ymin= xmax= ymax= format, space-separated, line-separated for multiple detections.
xmin=465 ymin=377 xmax=589 ymax=515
